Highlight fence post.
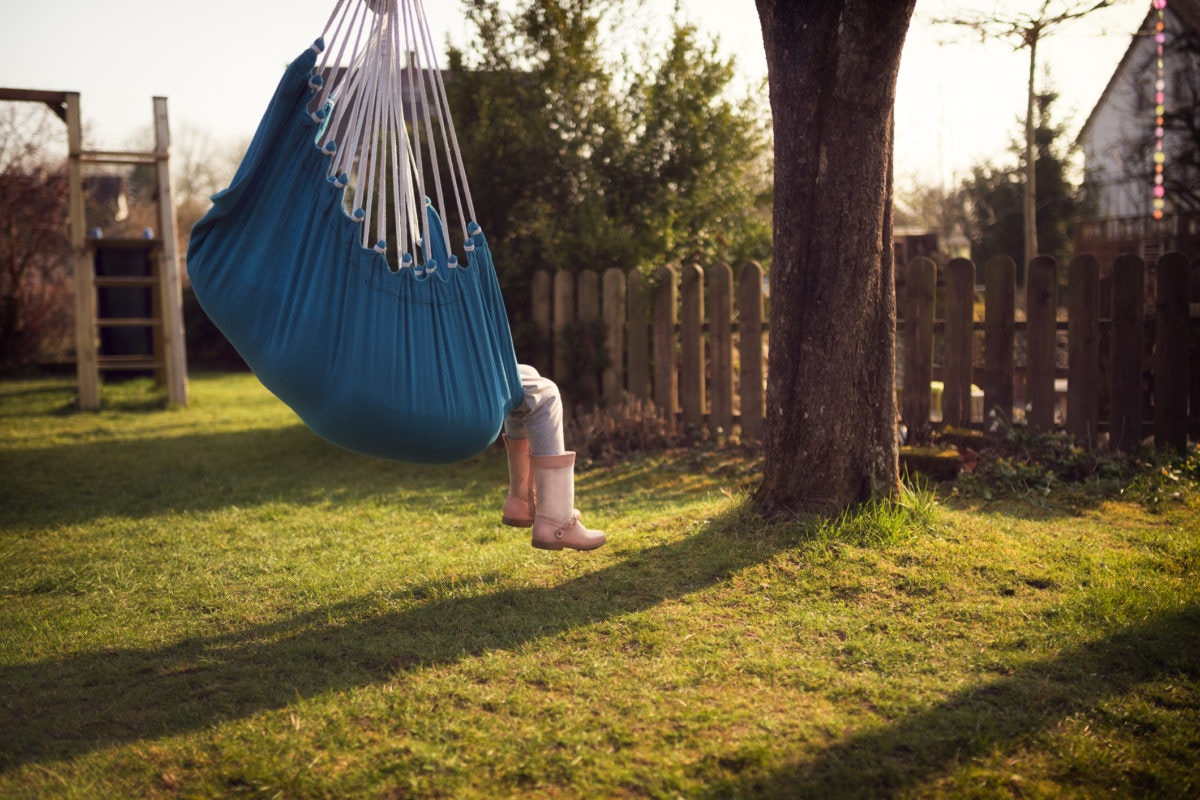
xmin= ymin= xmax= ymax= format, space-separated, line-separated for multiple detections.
xmin=1110 ymin=254 xmax=1145 ymax=453
xmin=709 ymin=262 xmax=734 ymax=434
xmin=552 ymin=268 xmax=574 ymax=384
xmin=653 ymin=265 xmax=678 ymax=431
xmin=1098 ymin=256 xmax=1114 ymax=431
xmin=902 ymin=257 xmax=935 ymax=441
xmin=680 ymin=263 xmax=706 ymax=433
xmin=531 ymin=270 xmax=553 ymax=374
xmin=1067 ymin=254 xmax=1101 ymax=447
xmin=576 ymin=269 xmax=601 ymax=404
xmin=1190 ymin=257 xmax=1200 ymax=440
xmin=602 ymin=267 xmax=626 ymax=404
xmin=1155 ymin=251 xmax=1190 ymax=453
xmin=943 ymin=257 xmax=975 ymax=427
xmin=626 ymin=269 xmax=651 ymax=402
xmin=983 ymin=255 xmax=1016 ymax=427
xmin=1026 ymin=255 xmax=1058 ymax=433
xmin=738 ymin=261 xmax=765 ymax=440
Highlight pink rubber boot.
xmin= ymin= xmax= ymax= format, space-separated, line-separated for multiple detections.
xmin=501 ymin=435 xmax=535 ymax=527
xmin=529 ymin=452 xmax=606 ymax=551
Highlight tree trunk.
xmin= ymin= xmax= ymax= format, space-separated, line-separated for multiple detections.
xmin=753 ymin=0 xmax=914 ymax=516
xmin=1023 ymin=33 xmax=1039 ymax=274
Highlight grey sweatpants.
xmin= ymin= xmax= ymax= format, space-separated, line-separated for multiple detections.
xmin=504 ymin=364 xmax=566 ymax=456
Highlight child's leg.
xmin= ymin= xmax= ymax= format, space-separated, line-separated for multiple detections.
xmin=504 ymin=364 xmax=565 ymax=456
xmin=502 ymin=364 xmax=604 ymax=551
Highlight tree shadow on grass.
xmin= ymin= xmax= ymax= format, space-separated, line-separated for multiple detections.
xmin=0 ymin=423 xmax=724 ymax=534
xmin=0 ymin=425 xmax=483 ymax=527
xmin=0 ymin=507 xmax=790 ymax=771
xmin=701 ymin=603 xmax=1200 ymax=798
xmin=2 ymin=509 xmax=1197 ymax=791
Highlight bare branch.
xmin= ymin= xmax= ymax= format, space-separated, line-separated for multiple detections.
xmin=932 ymin=0 xmax=1122 ymax=51
xmin=930 ymin=0 xmax=1124 ymax=267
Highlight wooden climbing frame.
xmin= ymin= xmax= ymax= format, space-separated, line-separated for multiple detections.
xmin=0 ymin=88 xmax=188 ymax=408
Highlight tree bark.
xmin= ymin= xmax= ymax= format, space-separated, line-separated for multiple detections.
xmin=1023 ymin=32 xmax=1039 ymax=273
xmin=753 ymin=0 xmax=914 ymax=516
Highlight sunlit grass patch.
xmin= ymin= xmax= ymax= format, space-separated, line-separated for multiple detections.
xmin=0 ymin=374 xmax=1196 ymax=798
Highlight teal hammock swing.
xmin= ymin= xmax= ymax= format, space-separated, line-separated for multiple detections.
xmin=187 ymin=0 xmax=524 ymax=464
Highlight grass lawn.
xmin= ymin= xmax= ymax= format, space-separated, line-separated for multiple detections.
xmin=1 ymin=373 xmax=1197 ymax=799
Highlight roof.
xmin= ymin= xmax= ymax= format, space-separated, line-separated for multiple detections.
xmin=1174 ymin=0 xmax=1200 ymax=30
xmin=1077 ymin=0 xmax=1200 ymax=142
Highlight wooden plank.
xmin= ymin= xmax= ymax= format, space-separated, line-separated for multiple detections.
xmin=83 ymin=238 xmax=158 ymax=250
xmin=0 ymin=87 xmax=71 ymax=121
xmin=96 ymin=356 xmax=164 ymax=370
xmin=943 ymin=257 xmax=974 ymax=426
xmin=709 ymin=262 xmax=734 ymax=434
xmin=0 ymin=87 xmax=70 ymax=103
xmin=1067 ymin=254 xmax=1100 ymax=447
xmin=80 ymin=150 xmax=159 ymax=165
xmin=93 ymin=276 xmax=159 ymax=288
xmin=983 ymin=255 xmax=1016 ymax=426
xmin=602 ymin=267 xmax=626 ymax=403
xmin=1189 ymin=257 xmax=1200 ymax=439
xmin=95 ymin=318 xmax=161 ymax=327
xmin=1109 ymin=254 xmax=1144 ymax=453
xmin=653 ymin=265 xmax=678 ymax=431
xmin=1154 ymin=251 xmax=1189 ymax=452
xmin=577 ymin=269 xmax=600 ymax=403
xmin=680 ymin=263 xmax=705 ymax=432
xmin=1025 ymin=255 xmax=1058 ymax=432
xmin=153 ymin=97 xmax=189 ymax=407
xmin=738 ymin=261 xmax=765 ymax=441
xmin=901 ymin=257 xmax=935 ymax=441
xmin=552 ymin=268 xmax=574 ymax=383
xmin=625 ymin=269 xmax=650 ymax=401
xmin=66 ymin=92 xmax=99 ymax=410
xmin=1097 ymin=253 xmax=1114 ymax=428
xmin=531 ymin=270 xmax=552 ymax=373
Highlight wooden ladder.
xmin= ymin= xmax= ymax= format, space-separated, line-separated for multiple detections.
xmin=91 ymin=238 xmax=169 ymax=376
xmin=66 ymin=95 xmax=189 ymax=408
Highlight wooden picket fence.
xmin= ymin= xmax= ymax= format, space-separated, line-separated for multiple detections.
xmin=529 ymin=262 xmax=768 ymax=439
xmin=530 ymin=252 xmax=1200 ymax=451
xmin=901 ymin=252 xmax=1200 ymax=451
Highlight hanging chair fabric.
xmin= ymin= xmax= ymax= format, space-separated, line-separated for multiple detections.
xmin=187 ymin=2 xmax=524 ymax=465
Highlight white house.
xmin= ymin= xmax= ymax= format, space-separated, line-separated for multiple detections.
xmin=1078 ymin=0 xmax=1199 ymax=218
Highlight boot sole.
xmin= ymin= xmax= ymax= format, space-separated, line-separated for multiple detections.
xmin=531 ymin=538 xmax=606 ymax=551
xmin=502 ymin=516 xmax=534 ymax=528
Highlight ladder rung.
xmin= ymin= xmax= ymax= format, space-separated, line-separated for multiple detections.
xmin=79 ymin=150 xmax=160 ymax=166
xmin=94 ymin=276 xmax=158 ymax=288
xmin=96 ymin=355 xmax=163 ymax=370
xmin=96 ymin=317 xmax=161 ymax=327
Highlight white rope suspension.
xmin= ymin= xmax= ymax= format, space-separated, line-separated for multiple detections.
xmin=313 ymin=0 xmax=475 ymax=268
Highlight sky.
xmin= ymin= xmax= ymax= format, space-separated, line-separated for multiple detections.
xmin=0 ymin=0 xmax=1153 ymax=190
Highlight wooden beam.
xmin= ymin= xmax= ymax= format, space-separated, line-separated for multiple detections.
xmin=153 ymin=96 xmax=189 ymax=408
xmin=66 ymin=92 xmax=100 ymax=410
xmin=80 ymin=150 xmax=159 ymax=165
xmin=0 ymin=87 xmax=69 ymax=103
xmin=0 ymin=87 xmax=70 ymax=123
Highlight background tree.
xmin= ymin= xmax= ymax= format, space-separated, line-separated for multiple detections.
xmin=448 ymin=0 xmax=629 ymax=287
xmin=0 ymin=104 xmax=72 ymax=369
xmin=620 ymin=24 xmax=773 ymax=270
xmin=936 ymin=0 xmax=1120 ymax=272
xmin=963 ymin=89 xmax=1083 ymax=271
xmin=170 ymin=125 xmax=249 ymax=368
xmin=171 ymin=125 xmax=247 ymax=248
xmin=893 ymin=179 xmax=971 ymax=257
xmin=447 ymin=0 xmax=772 ymax=318
xmin=753 ymin=0 xmax=915 ymax=516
